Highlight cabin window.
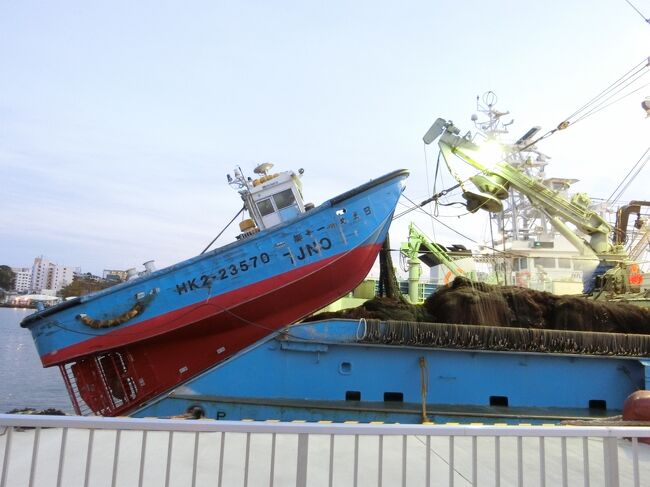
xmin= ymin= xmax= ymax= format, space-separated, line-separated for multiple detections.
xmin=257 ymin=198 xmax=275 ymax=216
xmin=558 ymin=258 xmax=572 ymax=269
xmin=272 ymin=189 xmax=296 ymax=210
xmin=514 ymin=258 xmax=528 ymax=271
xmin=573 ymin=259 xmax=594 ymax=271
xmin=534 ymin=257 xmax=556 ymax=268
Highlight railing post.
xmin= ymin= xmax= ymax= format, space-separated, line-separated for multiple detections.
xmin=296 ymin=433 xmax=309 ymax=487
xmin=471 ymin=436 xmax=477 ymax=487
xmin=449 ymin=436 xmax=455 ymax=487
xmin=57 ymin=428 xmax=68 ymax=487
xmin=603 ymin=437 xmax=619 ymax=487
xmin=28 ymin=427 xmax=41 ymax=487
xmin=0 ymin=427 xmax=12 ymax=487
xmin=402 ymin=435 xmax=407 ymax=487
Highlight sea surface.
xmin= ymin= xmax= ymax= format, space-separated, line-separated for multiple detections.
xmin=0 ymin=307 xmax=73 ymax=413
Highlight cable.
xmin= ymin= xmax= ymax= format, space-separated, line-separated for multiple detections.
xmin=622 ymin=0 xmax=650 ymax=23
xmin=400 ymin=194 xmax=525 ymax=256
xmin=423 ymin=143 xmax=432 ymax=198
xmin=606 ymin=144 xmax=650 ymax=205
xmin=575 ymin=79 xmax=650 ymax=122
xmin=571 ymin=70 xmax=650 ymax=126
xmin=563 ymin=58 xmax=649 ymax=122
xmin=200 ymin=206 xmax=245 ymax=254
xmin=517 ymin=57 xmax=650 ymax=153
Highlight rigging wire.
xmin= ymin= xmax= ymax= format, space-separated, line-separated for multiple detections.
xmin=563 ymin=58 xmax=649 ymax=122
xmin=392 ymin=181 xmax=461 ymax=220
xmin=400 ymin=194 xmax=521 ymax=256
xmin=606 ymin=144 xmax=650 ymax=205
xmin=517 ymin=56 xmax=650 ymax=153
xmin=423 ymin=143 xmax=432 ymax=199
xmin=622 ymin=0 xmax=650 ymax=23
xmin=575 ymin=79 xmax=650 ymax=121
xmin=570 ymin=69 xmax=650 ymax=125
xmin=200 ymin=206 xmax=245 ymax=254
xmin=432 ymin=151 xmax=441 ymax=217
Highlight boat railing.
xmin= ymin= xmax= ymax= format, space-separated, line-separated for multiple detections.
xmin=1 ymin=414 xmax=648 ymax=486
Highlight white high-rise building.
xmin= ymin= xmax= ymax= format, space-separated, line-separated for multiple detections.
xmin=30 ymin=256 xmax=50 ymax=291
xmin=11 ymin=267 xmax=32 ymax=292
xmin=30 ymin=256 xmax=75 ymax=293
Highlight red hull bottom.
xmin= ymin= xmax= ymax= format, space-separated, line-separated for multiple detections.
xmin=61 ymin=243 xmax=381 ymax=416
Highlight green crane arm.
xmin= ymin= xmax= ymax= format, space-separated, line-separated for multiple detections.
xmin=399 ymin=222 xmax=468 ymax=302
xmin=400 ymin=223 xmax=465 ymax=277
xmin=433 ymin=120 xmax=625 ymax=259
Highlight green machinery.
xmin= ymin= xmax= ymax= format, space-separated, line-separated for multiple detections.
xmin=400 ymin=223 xmax=470 ymax=303
xmin=422 ymin=118 xmax=644 ymax=295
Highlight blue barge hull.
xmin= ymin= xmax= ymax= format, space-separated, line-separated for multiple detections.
xmin=133 ymin=319 xmax=650 ymax=423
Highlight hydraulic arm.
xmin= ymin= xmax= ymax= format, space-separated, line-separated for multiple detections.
xmin=423 ymin=118 xmax=639 ymax=294
xmin=400 ymin=223 xmax=466 ymax=303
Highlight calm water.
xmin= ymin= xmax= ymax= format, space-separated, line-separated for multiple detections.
xmin=0 ymin=307 xmax=73 ymax=413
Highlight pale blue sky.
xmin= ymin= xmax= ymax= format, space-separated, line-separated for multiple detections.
xmin=1 ymin=1 xmax=648 ymax=274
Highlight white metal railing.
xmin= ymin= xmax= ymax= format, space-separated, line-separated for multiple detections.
xmin=1 ymin=414 xmax=649 ymax=487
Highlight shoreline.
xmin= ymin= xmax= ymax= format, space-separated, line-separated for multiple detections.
xmin=0 ymin=303 xmax=36 ymax=310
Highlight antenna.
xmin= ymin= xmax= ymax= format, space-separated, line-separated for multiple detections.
xmin=422 ymin=118 xmax=448 ymax=145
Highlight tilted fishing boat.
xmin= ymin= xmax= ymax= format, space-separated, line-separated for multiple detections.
xmin=21 ymin=164 xmax=408 ymax=416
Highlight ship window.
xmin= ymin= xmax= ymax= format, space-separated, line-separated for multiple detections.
xmin=272 ymin=189 xmax=296 ymax=210
xmin=346 ymin=391 xmax=361 ymax=401
xmin=534 ymin=257 xmax=556 ymax=268
xmin=589 ymin=399 xmax=606 ymax=410
xmin=339 ymin=362 xmax=352 ymax=374
xmin=573 ymin=259 xmax=595 ymax=271
xmin=257 ymin=198 xmax=275 ymax=216
xmin=490 ymin=395 xmax=509 ymax=407
xmin=519 ymin=258 xmax=528 ymax=270
xmin=558 ymin=258 xmax=572 ymax=269
xmin=384 ymin=392 xmax=403 ymax=402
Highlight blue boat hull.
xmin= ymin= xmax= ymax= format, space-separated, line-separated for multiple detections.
xmin=21 ymin=170 xmax=408 ymax=415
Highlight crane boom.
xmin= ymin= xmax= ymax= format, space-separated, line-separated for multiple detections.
xmin=424 ymin=118 xmax=640 ymax=294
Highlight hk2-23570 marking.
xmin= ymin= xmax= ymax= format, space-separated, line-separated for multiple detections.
xmin=175 ymin=252 xmax=270 ymax=295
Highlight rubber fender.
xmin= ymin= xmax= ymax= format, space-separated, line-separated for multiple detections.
xmin=623 ymin=390 xmax=650 ymax=444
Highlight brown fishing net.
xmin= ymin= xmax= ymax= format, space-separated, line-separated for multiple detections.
xmin=425 ymin=277 xmax=650 ymax=333
xmin=304 ymin=277 xmax=650 ymax=355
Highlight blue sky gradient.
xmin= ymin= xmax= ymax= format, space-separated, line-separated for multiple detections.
xmin=1 ymin=1 xmax=648 ymax=274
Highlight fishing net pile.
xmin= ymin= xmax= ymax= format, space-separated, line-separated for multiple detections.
xmin=307 ymin=277 xmax=650 ymax=334
xmin=426 ymin=277 xmax=650 ymax=334
xmin=304 ymin=278 xmax=650 ymax=355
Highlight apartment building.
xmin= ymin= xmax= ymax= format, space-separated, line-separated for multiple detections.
xmin=10 ymin=267 xmax=32 ymax=292
xmin=30 ymin=256 xmax=75 ymax=293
